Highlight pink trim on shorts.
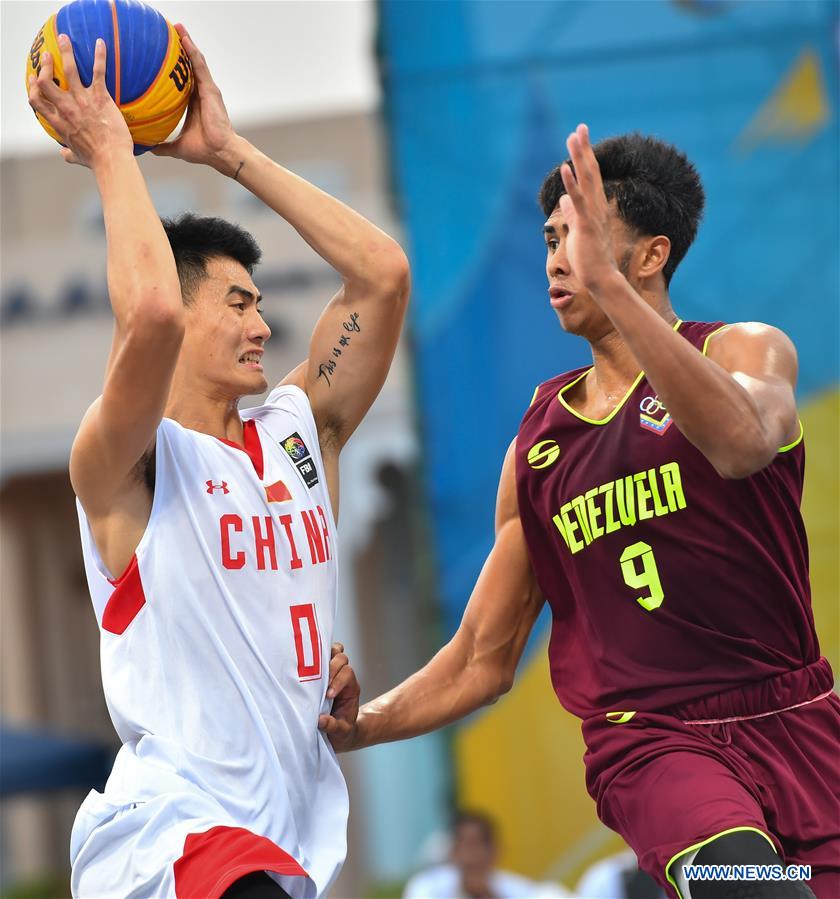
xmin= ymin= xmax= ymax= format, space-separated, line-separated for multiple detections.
xmin=681 ymin=689 xmax=834 ymax=726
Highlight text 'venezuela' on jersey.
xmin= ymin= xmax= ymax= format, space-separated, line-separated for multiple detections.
xmin=71 ymin=386 xmax=347 ymax=899
xmin=515 ymin=320 xmax=820 ymax=720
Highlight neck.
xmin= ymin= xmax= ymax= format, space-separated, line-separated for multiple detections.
xmin=164 ymin=387 xmax=245 ymax=443
xmin=587 ymin=290 xmax=677 ymax=394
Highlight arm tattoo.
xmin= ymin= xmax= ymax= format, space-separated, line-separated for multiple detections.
xmin=317 ymin=312 xmax=361 ymax=387
xmin=233 ymin=161 xmax=245 ymax=182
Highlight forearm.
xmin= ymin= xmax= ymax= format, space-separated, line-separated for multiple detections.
xmin=95 ymin=153 xmax=182 ymax=328
xmin=214 ymin=136 xmax=405 ymax=290
xmin=594 ymin=274 xmax=776 ymax=475
xmin=354 ymin=642 xmax=504 ymax=749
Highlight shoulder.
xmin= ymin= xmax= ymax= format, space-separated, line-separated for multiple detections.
xmin=528 ymin=366 xmax=589 ymax=408
xmin=261 ymin=382 xmax=313 ymax=411
xmin=705 ymin=321 xmax=796 ymax=354
xmin=494 ymin=870 xmax=571 ymax=898
xmin=705 ymin=321 xmax=798 ymax=375
xmin=576 ymin=850 xmax=638 ymax=898
xmin=495 ymin=437 xmax=521 ymax=532
xmin=403 ymin=865 xmax=457 ymax=898
xmin=243 ymin=385 xmax=316 ymax=433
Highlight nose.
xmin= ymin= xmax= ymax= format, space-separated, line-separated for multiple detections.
xmin=548 ymin=240 xmax=570 ymax=279
xmin=249 ymin=310 xmax=271 ymax=343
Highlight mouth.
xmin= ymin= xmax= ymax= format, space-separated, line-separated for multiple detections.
xmin=549 ymin=285 xmax=575 ymax=309
xmin=238 ymin=351 xmax=264 ymax=371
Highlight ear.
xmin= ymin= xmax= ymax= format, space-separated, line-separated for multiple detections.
xmin=638 ymin=235 xmax=671 ymax=281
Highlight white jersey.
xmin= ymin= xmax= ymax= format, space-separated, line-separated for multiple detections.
xmin=71 ymin=385 xmax=347 ymax=899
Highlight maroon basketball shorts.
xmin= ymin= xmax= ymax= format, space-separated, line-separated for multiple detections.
xmin=582 ymin=657 xmax=839 ymax=899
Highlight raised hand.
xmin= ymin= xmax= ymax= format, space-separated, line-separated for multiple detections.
xmin=152 ymin=25 xmax=237 ymax=171
xmin=318 ymin=642 xmax=361 ymax=752
xmin=559 ymin=124 xmax=621 ymax=295
xmin=27 ymin=36 xmax=132 ymax=168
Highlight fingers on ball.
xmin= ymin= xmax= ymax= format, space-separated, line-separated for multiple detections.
xmin=57 ymin=34 xmax=82 ymax=89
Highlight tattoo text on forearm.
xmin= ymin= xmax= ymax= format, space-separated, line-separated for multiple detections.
xmin=317 ymin=312 xmax=360 ymax=387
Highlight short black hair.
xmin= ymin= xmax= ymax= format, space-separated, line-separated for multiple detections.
xmin=453 ymin=810 xmax=496 ymax=845
xmin=161 ymin=213 xmax=262 ymax=303
xmin=538 ymin=133 xmax=704 ymax=284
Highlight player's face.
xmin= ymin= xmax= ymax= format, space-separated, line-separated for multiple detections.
xmin=180 ymin=257 xmax=271 ymax=398
xmin=451 ymin=822 xmax=496 ymax=875
xmin=543 ymin=202 xmax=634 ymax=339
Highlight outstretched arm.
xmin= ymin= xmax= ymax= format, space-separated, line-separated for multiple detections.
xmin=155 ymin=25 xmax=409 ymax=452
xmin=29 ymin=39 xmax=183 ymax=530
xmin=324 ymin=440 xmax=546 ymax=751
xmin=558 ymin=123 xmax=799 ymax=479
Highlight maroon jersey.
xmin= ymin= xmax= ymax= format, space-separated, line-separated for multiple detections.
xmin=516 ymin=320 xmax=821 ymax=720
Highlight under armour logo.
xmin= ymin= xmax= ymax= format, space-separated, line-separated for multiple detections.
xmin=206 ymin=480 xmax=230 ymax=495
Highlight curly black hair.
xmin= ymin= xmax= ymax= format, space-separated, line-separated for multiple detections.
xmin=538 ymin=133 xmax=705 ymax=285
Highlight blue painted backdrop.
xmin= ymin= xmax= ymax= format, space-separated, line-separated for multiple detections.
xmin=379 ymin=0 xmax=838 ymax=637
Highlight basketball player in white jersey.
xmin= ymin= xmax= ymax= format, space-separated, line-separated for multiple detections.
xmin=28 ymin=27 xmax=407 ymax=899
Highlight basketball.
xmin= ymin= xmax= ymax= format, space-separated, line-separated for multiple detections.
xmin=25 ymin=0 xmax=193 ymax=154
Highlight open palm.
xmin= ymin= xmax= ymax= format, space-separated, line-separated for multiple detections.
xmin=559 ymin=124 xmax=620 ymax=294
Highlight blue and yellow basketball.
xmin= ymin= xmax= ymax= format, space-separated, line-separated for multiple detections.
xmin=25 ymin=0 xmax=193 ymax=154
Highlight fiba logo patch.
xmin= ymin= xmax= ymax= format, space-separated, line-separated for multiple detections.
xmin=281 ymin=432 xmax=320 ymax=489
xmin=283 ymin=435 xmax=308 ymax=461
xmin=527 ymin=440 xmax=561 ymax=469
xmin=639 ymin=396 xmax=673 ymax=436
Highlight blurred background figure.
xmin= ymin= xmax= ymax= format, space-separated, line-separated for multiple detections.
xmin=576 ymin=850 xmax=666 ymax=899
xmin=2 ymin=0 xmax=837 ymax=896
xmin=404 ymin=811 xmax=572 ymax=899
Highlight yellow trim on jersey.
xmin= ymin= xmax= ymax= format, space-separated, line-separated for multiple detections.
xmin=701 ymin=323 xmax=731 ymax=356
xmin=665 ymin=826 xmax=778 ymax=899
xmin=529 ymin=385 xmax=540 ymax=407
xmin=701 ymin=323 xmax=803 ymax=455
xmin=778 ymin=419 xmax=804 ymax=453
xmin=605 ymin=711 xmax=637 ymax=724
xmin=557 ymin=319 xmax=683 ymax=425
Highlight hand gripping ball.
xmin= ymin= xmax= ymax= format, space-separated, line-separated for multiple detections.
xmin=26 ymin=0 xmax=194 ymax=154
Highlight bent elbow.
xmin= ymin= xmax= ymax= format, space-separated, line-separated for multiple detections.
xmin=484 ymin=671 xmax=515 ymax=705
xmin=380 ymin=245 xmax=411 ymax=302
xmin=713 ymin=445 xmax=775 ymax=480
xmin=496 ymin=672 xmax=515 ymax=698
xmin=710 ymin=420 xmax=780 ymax=480
xmin=126 ymin=296 xmax=185 ymax=342
xmin=131 ymin=288 xmax=185 ymax=333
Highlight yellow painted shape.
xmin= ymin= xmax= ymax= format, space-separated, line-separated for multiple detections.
xmin=454 ymin=642 xmax=623 ymax=887
xmin=738 ymin=49 xmax=830 ymax=151
xmin=800 ymin=388 xmax=839 ymax=672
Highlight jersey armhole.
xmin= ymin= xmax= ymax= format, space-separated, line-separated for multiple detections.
xmin=699 ymin=326 xmax=803 ymax=454
xmin=778 ymin=419 xmax=804 ymax=453
xmin=701 ymin=323 xmax=731 ymax=357
xmin=77 ymin=426 xmax=166 ymax=586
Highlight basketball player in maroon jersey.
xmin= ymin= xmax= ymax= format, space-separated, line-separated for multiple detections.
xmin=326 ymin=127 xmax=839 ymax=898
